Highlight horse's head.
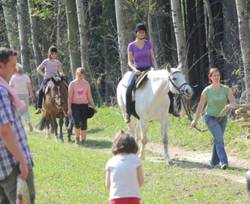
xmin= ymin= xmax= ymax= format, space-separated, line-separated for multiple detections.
xmin=50 ymin=77 xmax=68 ymax=109
xmin=166 ymin=64 xmax=193 ymax=99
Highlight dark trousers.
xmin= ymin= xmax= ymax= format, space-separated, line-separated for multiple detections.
xmin=37 ymin=79 xmax=50 ymax=109
xmin=125 ymin=72 xmax=137 ymax=115
xmin=0 ymin=165 xmax=35 ymax=204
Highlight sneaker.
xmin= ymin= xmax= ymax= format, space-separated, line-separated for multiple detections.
xmin=28 ymin=123 xmax=33 ymax=132
xmin=34 ymin=108 xmax=41 ymax=114
xmin=220 ymin=164 xmax=228 ymax=170
xmin=125 ymin=113 xmax=130 ymax=123
xmin=208 ymin=161 xmax=220 ymax=168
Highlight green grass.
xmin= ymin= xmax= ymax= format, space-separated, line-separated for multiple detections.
xmin=82 ymin=107 xmax=248 ymax=159
xmin=26 ymin=106 xmax=250 ymax=203
xmin=28 ymin=134 xmax=249 ymax=204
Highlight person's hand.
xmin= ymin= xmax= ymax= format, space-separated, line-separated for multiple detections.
xmin=68 ymin=109 xmax=72 ymax=115
xmin=135 ymin=69 xmax=141 ymax=75
xmin=191 ymin=120 xmax=197 ymax=128
xmin=223 ymin=104 xmax=234 ymax=113
xmin=18 ymin=159 xmax=29 ymax=180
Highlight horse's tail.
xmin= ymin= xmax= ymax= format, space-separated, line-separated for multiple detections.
xmin=35 ymin=116 xmax=47 ymax=131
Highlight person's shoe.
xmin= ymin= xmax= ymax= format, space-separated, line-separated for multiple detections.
xmin=28 ymin=122 xmax=33 ymax=132
xmin=34 ymin=108 xmax=41 ymax=114
xmin=220 ymin=164 xmax=228 ymax=170
xmin=125 ymin=113 xmax=130 ymax=123
xmin=76 ymin=137 xmax=80 ymax=145
xmin=208 ymin=161 xmax=220 ymax=168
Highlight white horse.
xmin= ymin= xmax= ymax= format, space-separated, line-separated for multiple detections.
xmin=117 ymin=65 xmax=193 ymax=164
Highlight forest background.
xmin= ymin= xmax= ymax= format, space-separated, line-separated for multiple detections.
xmin=1 ymin=0 xmax=250 ymax=104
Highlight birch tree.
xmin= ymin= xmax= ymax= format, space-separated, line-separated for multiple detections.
xmin=2 ymin=0 xmax=19 ymax=49
xmin=115 ymin=0 xmax=134 ymax=75
xmin=170 ymin=0 xmax=188 ymax=79
xmin=75 ymin=0 xmax=102 ymax=103
xmin=65 ymin=0 xmax=81 ymax=76
xmin=236 ymin=0 xmax=250 ymax=102
xmin=17 ymin=0 xmax=30 ymax=72
xmin=27 ymin=0 xmax=42 ymax=67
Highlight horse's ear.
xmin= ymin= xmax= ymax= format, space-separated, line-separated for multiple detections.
xmin=177 ymin=63 xmax=182 ymax=71
xmin=166 ymin=63 xmax=171 ymax=72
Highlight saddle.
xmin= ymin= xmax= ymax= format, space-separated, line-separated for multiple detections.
xmin=135 ymin=71 xmax=149 ymax=89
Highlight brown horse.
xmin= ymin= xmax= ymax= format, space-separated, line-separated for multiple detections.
xmin=43 ymin=76 xmax=68 ymax=142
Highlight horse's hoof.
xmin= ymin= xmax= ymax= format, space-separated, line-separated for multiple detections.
xmin=167 ymin=160 xmax=174 ymax=166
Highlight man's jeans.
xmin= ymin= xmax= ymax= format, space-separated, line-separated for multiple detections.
xmin=0 ymin=165 xmax=35 ymax=204
xmin=204 ymin=115 xmax=228 ymax=166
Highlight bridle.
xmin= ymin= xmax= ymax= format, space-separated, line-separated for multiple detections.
xmin=168 ymin=71 xmax=189 ymax=96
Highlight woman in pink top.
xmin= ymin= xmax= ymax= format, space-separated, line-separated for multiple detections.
xmin=68 ymin=67 xmax=96 ymax=145
xmin=9 ymin=63 xmax=35 ymax=131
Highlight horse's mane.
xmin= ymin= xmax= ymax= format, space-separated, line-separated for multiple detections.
xmin=147 ymin=68 xmax=178 ymax=80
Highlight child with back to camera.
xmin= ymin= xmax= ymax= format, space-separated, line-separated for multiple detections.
xmin=105 ymin=130 xmax=144 ymax=204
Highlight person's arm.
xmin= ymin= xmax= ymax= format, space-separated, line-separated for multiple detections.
xmin=68 ymin=83 xmax=73 ymax=114
xmin=87 ymin=84 xmax=96 ymax=108
xmin=223 ymin=88 xmax=237 ymax=113
xmin=191 ymin=94 xmax=207 ymax=128
xmin=36 ymin=62 xmax=45 ymax=77
xmin=27 ymin=82 xmax=35 ymax=99
xmin=0 ymin=123 xmax=28 ymax=179
xmin=105 ymin=169 xmax=111 ymax=190
xmin=137 ymin=165 xmax=144 ymax=187
xmin=128 ymin=51 xmax=141 ymax=75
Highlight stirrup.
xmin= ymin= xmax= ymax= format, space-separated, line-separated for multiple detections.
xmin=35 ymin=108 xmax=41 ymax=114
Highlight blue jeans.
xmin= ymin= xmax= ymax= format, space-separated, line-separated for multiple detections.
xmin=204 ymin=115 xmax=228 ymax=166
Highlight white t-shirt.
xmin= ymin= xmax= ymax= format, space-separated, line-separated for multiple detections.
xmin=41 ymin=58 xmax=61 ymax=79
xmin=9 ymin=73 xmax=31 ymax=95
xmin=105 ymin=154 xmax=141 ymax=200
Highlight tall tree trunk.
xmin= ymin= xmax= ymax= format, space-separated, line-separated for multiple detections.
xmin=170 ymin=0 xmax=189 ymax=79
xmin=75 ymin=0 xmax=102 ymax=104
xmin=222 ymin=0 xmax=241 ymax=83
xmin=236 ymin=0 xmax=250 ymax=102
xmin=27 ymin=0 xmax=42 ymax=67
xmin=56 ymin=0 xmax=63 ymax=49
xmin=148 ymin=0 xmax=171 ymax=67
xmin=204 ymin=0 xmax=215 ymax=67
xmin=115 ymin=0 xmax=134 ymax=76
xmin=65 ymin=0 xmax=81 ymax=77
xmin=16 ymin=0 xmax=30 ymax=72
xmin=2 ymin=0 xmax=19 ymax=49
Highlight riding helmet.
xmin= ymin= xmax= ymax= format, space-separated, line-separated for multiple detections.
xmin=135 ymin=23 xmax=147 ymax=33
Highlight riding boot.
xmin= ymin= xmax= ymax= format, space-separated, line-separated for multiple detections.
xmin=168 ymin=92 xmax=180 ymax=117
xmin=125 ymin=112 xmax=131 ymax=123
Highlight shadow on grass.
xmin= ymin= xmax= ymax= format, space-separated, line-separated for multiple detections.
xmin=83 ymin=139 xmax=112 ymax=149
xmin=88 ymin=128 xmax=104 ymax=134
xmin=172 ymin=159 xmax=248 ymax=172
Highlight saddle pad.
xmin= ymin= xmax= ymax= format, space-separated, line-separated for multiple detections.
xmin=44 ymin=80 xmax=54 ymax=94
xmin=135 ymin=71 xmax=149 ymax=89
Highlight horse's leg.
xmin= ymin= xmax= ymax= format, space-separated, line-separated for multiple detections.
xmin=46 ymin=116 xmax=51 ymax=139
xmin=138 ymin=120 xmax=148 ymax=160
xmin=161 ymin=116 xmax=172 ymax=165
xmin=52 ymin=117 xmax=58 ymax=142
xmin=59 ymin=117 xmax=64 ymax=142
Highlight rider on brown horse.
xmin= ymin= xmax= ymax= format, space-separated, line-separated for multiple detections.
xmin=35 ymin=46 xmax=64 ymax=114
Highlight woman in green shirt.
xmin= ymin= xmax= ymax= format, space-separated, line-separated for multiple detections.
xmin=191 ymin=67 xmax=236 ymax=169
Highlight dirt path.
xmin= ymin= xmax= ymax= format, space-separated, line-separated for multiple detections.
xmin=146 ymin=143 xmax=249 ymax=184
